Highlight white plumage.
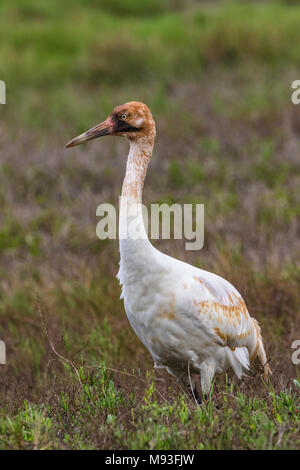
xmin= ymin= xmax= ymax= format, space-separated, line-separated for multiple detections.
xmin=66 ymin=101 xmax=271 ymax=399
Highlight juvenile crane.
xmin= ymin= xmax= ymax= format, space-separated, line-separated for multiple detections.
xmin=66 ymin=101 xmax=271 ymax=401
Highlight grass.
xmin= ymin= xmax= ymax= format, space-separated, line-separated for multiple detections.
xmin=1 ymin=376 xmax=299 ymax=450
xmin=1 ymin=1 xmax=300 ymax=131
xmin=0 ymin=0 xmax=299 ymax=450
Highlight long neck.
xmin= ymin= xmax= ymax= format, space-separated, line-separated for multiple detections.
xmin=119 ymin=137 xmax=154 ymax=254
xmin=121 ymin=138 xmax=153 ymax=203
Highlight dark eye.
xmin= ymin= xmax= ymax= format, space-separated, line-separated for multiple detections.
xmin=120 ymin=114 xmax=127 ymax=120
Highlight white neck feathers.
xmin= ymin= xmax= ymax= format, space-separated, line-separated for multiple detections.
xmin=118 ymin=138 xmax=155 ymax=265
xmin=121 ymin=138 xmax=153 ymax=203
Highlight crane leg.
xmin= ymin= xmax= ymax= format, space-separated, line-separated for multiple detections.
xmin=190 ymin=385 xmax=203 ymax=404
xmin=166 ymin=366 xmax=202 ymax=404
xmin=199 ymin=358 xmax=216 ymax=397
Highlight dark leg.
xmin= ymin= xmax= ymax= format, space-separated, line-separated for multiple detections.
xmin=193 ymin=387 xmax=201 ymax=404
xmin=191 ymin=386 xmax=206 ymax=405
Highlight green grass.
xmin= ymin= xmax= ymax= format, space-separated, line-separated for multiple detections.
xmin=0 ymin=0 xmax=299 ymax=450
xmin=1 ymin=1 xmax=300 ymax=130
xmin=0 ymin=368 xmax=299 ymax=449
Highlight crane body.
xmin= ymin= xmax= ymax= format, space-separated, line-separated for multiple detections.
xmin=66 ymin=101 xmax=271 ymax=399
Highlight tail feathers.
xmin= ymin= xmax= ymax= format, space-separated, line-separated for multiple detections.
xmin=227 ymin=346 xmax=250 ymax=379
xmin=251 ymin=318 xmax=272 ymax=378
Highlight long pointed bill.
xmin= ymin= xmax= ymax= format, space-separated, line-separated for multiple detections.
xmin=65 ymin=117 xmax=113 ymax=148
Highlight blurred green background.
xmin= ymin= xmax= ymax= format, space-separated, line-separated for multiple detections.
xmin=0 ymin=0 xmax=299 ymax=450
xmin=1 ymin=0 xmax=300 ymax=132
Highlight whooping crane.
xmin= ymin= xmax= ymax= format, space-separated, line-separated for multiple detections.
xmin=66 ymin=101 xmax=271 ymax=402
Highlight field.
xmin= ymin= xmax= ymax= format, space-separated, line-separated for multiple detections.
xmin=0 ymin=0 xmax=299 ymax=450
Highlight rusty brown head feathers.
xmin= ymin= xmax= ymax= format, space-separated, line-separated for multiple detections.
xmin=65 ymin=101 xmax=156 ymax=148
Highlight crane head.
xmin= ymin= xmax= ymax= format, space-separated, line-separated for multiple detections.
xmin=65 ymin=101 xmax=155 ymax=148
